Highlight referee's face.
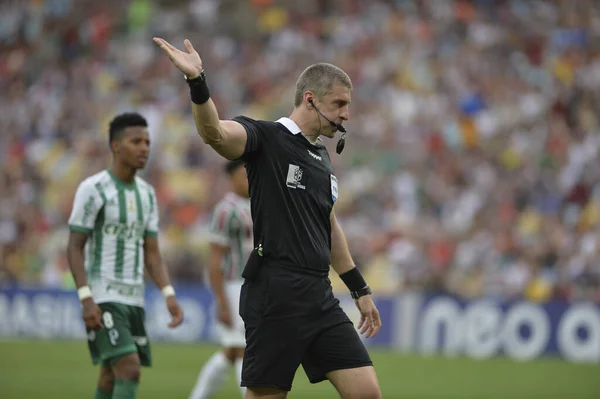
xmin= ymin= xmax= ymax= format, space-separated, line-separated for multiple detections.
xmin=317 ymin=83 xmax=351 ymax=138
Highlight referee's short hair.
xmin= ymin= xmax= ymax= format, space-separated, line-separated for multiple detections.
xmin=294 ymin=63 xmax=353 ymax=107
xmin=224 ymin=159 xmax=245 ymax=175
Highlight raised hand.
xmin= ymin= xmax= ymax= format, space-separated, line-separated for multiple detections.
xmin=355 ymin=295 xmax=381 ymax=338
xmin=153 ymin=37 xmax=203 ymax=79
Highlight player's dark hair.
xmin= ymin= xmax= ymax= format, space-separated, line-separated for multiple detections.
xmin=224 ymin=160 xmax=245 ymax=175
xmin=109 ymin=112 xmax=148 ymax=147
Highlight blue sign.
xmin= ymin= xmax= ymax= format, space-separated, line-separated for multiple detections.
xmin=1 ymin=287 xmax=599 ymax=363
xmin=0 ymin=285 xmax=215 ymax=342
xmin=390 ymin=293 xmax=600 ymax=363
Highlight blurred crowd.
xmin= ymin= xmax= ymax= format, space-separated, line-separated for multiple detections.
xmin=1 ymin=0 xmax=600 ymax=303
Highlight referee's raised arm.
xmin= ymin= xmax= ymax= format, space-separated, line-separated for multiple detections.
xmin=153 ymin=37 xmax=247 ymax=160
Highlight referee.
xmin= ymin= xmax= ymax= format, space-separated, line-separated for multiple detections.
xmin=155 ymin=37 xmax=382 ymax=399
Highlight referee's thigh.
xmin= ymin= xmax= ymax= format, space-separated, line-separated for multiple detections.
xmin=326 ymin=365 xmax=381 ymax=399
xmin=240 ymin=271 xmax=315 ymax=392
xmin=302 ymin=321 xmax=373 ymax=384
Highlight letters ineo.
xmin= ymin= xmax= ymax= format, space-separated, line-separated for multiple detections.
xmin=416 ymin=296 xmax=600 ymax=362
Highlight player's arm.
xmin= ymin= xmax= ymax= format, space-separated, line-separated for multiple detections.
xmin=144 ymin=187 xmax=183 ymax=328
xmin=143 ymin=236 xmax=183 ymax=328
xmin=67 ymin=231 xmax=90 ymax=290
xmin=208 ymin=243 xmax=233 ymax=327
xmin=66 ymin=181 xmax=103 ymax=330
xmin=66 ymin=231 xmax=102 ymax=331
xmin=207 ymin=204 xmax=238 ymax=326
xmin=330 ymin=209 xmax=381 ymax=338
xmin=143 ymin=236 xmax=172 ymax=292
xmin=153 ymin=37 xmax=247 ymax=160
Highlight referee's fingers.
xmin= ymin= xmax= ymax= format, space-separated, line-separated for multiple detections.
xmin=363 ymin=311 xmax=374 ymax=337
xmin=366 ymin=309 xmax=381 ymax=338
xmin=360 ymin=316 xmax=370 ymax=335
xmin=358 ymin=314 xmax=366 ymax=330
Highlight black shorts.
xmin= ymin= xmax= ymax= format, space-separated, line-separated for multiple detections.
xmin=239 ymin=265 xmax=373 ymax=392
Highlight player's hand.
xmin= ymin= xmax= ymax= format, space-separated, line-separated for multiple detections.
xmin=153 ymin=37 xmax=204 ymax=79
xmin=355 ymin=295 xmax=381 ymax=338
xmin=217 ymin=301 xmax=233 ymax=328
xmin=166 ymin=296 xmax=184 ymax=328
xmin=81 ymin=298 xmax=103 ymax=331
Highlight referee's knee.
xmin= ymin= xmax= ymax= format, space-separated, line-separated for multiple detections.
xmin=348 ymin=386 xmax=381 ymax=399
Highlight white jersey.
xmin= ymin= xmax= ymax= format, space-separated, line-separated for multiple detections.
xmin=68 ymin=169 xmax=159 ymax=307
xmin=208 ymin=192 xmax=253 ymax=281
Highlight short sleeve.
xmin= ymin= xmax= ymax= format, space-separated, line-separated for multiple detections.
xmin=233 ymin=116 xmax=266 ymax=161
xmin=208 ymin=203 xmax=241 ymax=246
xmin=68 ymin=180 xmax=103 ymax=233
xmin=145 ymin=187 xmax=159 ymax=237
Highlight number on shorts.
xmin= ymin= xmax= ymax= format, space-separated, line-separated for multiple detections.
xmin=108 ymin=329 xmax=120 ymax=346
xmin=102 ymin=312 xmax=115 ymax=329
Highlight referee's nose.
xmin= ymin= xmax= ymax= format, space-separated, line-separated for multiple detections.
xmin=340 ymin=105 xmax=350 ymax=122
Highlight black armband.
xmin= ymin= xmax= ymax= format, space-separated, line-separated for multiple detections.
xmin=186 ymin=71 xmax=210 ymax=104
xmin=340 ymin=267 xmax=371 ymax=299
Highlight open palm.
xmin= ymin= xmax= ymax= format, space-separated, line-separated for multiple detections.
xmin=153 ymin=37 xmax=204 ymax=79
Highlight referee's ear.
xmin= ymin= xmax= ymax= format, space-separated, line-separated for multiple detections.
xmin=304 ymin=91 xmax=316 ymax=107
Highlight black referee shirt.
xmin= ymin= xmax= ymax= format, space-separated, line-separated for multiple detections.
xmin=234 ymin=116 xmax=339 ymax=275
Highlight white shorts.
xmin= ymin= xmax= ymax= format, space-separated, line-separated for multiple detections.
xmin=215 ymin=280 xmax=246 ymax=348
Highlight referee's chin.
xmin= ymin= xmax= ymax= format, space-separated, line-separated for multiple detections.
xmin=321 ymin=128 xmax=337 ymax=139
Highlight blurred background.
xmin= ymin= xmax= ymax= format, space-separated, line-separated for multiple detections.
xmin=2 ymin=0 xmax=600 ymax=397
xmin=2 ymin=0 xmax=599 ymax=303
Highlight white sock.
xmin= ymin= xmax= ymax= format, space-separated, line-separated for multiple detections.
xmin=235 ymin=357 xmax=246 ymax=398
xmin=189 ymin=351 xmax=231 ymax=399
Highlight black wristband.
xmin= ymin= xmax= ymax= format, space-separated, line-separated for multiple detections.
xmin=186 ymin=71 xmax=210 ymax=104
xmin=339 ymin=267 xmax=368 ymax=292
xmin=351 ymin=285 xmax=372 ymax=300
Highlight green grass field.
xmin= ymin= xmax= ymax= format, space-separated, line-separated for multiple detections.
xmin=0 ymin=340 xmax=598 ymax=398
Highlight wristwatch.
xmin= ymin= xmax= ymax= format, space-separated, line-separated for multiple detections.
xmin=351 ymin=285 xmax=372 ymax=300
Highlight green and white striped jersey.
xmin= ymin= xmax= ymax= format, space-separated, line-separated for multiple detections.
xmin=208 ymin=193 xmax=253 ymax=281
xmin=68 ymin=169 xmax=159 ymax=307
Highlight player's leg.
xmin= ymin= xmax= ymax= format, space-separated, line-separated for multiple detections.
xmin=190 ymin=281 xmax=246 ymax=399
xmin=231 ymin=347 xmax=246 ymax=397
xmin=189 ymin=346 xmax=232 ymax=399
xmin=94 ymin=364 xmax=114 ymax=398
xmin=112 ymin=352 xmax=142 ymax=399
xmin=111 ymin=303 xmax=152 ymax=399
xmin=302 ymin=321 xmax=381 ymax=399
xmin=227 ymin=280 xmax=247 ymax=398
xmin=90 ymin=303 xmax=144 ymax=399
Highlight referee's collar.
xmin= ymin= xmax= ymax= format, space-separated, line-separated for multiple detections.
xmin=276 ymin=117 xmax=301 ymax=135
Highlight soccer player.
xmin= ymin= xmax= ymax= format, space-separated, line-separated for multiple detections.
xmin=189 ymin=159 xmax=252 ymax=399
xmin=66 ymin=112 xmax=184 ymax=399
xmin=154 ymin=38 xmax=382 ymax=399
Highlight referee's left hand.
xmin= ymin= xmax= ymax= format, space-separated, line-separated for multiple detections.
xmin=355 ymin=295 xmax=381 ymax=338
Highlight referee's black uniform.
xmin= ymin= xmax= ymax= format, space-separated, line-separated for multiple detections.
xmin=235 ymin=115 xmax=372 ymax=392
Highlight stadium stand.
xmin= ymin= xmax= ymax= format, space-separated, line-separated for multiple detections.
xmin=1 ymin=0 xmax=599 ymax=304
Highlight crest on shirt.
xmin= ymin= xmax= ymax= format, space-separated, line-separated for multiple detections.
xmin=286 ymin=164 xmax=306 ymax=190
xmin=330 ymin=174 xmax=338 ymax=203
